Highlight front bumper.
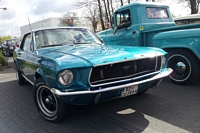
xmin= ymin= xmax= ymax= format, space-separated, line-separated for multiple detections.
xmin=51 ymin=68 xmax=172 ymax=96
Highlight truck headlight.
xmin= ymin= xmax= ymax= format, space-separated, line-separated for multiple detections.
xmin=9 ymin=46 xmax=14 ymax=49
xmin=58 ymin=70 xmax=74 ymax=86
xmin=161 ymin=55 xmax=167 ymax=68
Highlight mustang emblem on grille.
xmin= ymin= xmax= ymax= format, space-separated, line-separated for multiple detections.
xmin=122 ymin=65 xmax=132 ymax=71
xmin=100 ymin=70 xmax=104 ymax=79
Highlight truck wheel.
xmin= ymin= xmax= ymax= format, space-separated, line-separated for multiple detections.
xmin=167 ymin=50 xmax=198 ymax=85
xmin=33 ymin=78 xmax=67 ymax=123
xmin=15 ymin=63 xmax=26 ymax=85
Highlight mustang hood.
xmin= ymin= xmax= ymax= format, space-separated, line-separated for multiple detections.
xmin=37 ymin=44 xmax=166 ymax=68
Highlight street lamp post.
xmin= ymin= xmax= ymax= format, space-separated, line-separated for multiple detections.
xmin=11 ymin=29 xmax=13 ymax=38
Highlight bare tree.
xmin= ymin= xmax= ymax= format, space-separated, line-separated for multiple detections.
xmin=58 ymin=12 xmax=79 ymax=26
xmin=75 ymin=0 xmax=108 ymax=31
xmin=97 ymin=0 xmax=106 ymax=30
xmin=120 ymin=0 xmax=124 ymax=6
xmin=106 ymin=0 xmax=112 ymax=26
xmin=84 ymin=3 xmax=100 ymax=32
xmin=146 ymin=0 xmax=156 ymax=1
xmin=110 ymin=0 xmax=114 ymax=25
xmin=187 ymin=0 xmax=200 ymax=14
xmin=102 ymin=0 xmax=109 ymax=23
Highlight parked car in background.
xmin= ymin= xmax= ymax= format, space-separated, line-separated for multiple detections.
xmin=15 ymin=37 xmax=22 ymax=48
xmin=174 ymin=14 xmax=200 ymax=25
xmin=0 ymin=43 xmax=2 ymax=50
xmin=1 ymin=39 xmax=17 ymax=56
xmin=13 ymin=27 xmax=172 ymax=123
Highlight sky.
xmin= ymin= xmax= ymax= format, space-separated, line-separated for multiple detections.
xmin=0 ymin=0 xmax=191 ymax=38
xmin=0 ymin=0 xmax=79 ymax=37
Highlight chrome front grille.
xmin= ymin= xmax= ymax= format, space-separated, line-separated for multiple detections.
xmin=89 ymin=56 xmax=161 ymax=86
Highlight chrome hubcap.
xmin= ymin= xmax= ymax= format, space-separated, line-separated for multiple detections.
xmin=175 ymin=62 xmax=186 ymax=74
xmin=168 ymin=54 xmax=191 ymax=82
xmin=37 ymin=85 xmax=58 ymax=117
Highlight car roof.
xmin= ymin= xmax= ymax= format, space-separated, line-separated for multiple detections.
xmin=5 ymin=39 xmax=17 ymax=41
xmin=24 ymin=27 xmax=91 ymax=35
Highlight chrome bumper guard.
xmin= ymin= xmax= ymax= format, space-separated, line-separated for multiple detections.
xmin=51 ymin=68 xmax=173 ymax=96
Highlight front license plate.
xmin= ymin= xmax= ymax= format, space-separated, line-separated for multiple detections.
xmin=121 ymin=85 xmax=138 ymax=97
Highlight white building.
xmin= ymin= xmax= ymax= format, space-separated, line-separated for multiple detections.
xmin=20 ymin=17 xmax=60 ymax=36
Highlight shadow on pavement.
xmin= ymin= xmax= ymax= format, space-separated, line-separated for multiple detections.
xmin=0 ymin=68 xmax=200 ymax=132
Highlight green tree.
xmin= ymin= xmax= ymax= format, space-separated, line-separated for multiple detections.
xmin=0 ymin=35 xmax=12 ymax=43
xmin=0 ymin=52 xmax=8 ymax=67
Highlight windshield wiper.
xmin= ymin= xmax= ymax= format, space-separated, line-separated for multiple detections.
xmin=73 ymin=42 xmax=103 ymax=45
xmin=73 ymin=42 xmax=92 ymax=44
xmin=41 ymin=44 xmax=63 ymax=48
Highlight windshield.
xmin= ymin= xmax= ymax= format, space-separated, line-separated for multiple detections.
xmin=7 ymin=40 xmax=16 ymax=45
xmin=34 ymin=28 xmax=103 ymax=49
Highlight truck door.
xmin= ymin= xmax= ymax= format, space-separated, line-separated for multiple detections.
xmin=107 ymin=9 xmax=138 ymax=46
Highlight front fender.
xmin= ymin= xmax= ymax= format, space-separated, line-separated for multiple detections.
xmin=35 ymin=68 xmax=50 ymax=87
xmin=153 ymin=30 xmax=200 ymax=60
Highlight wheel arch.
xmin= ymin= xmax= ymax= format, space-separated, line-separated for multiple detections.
xmin=35 ymin=68 xmax=51 ymax=87
xmin=13 ymin=59 xmax=20 ymax=70
xmin=164 ymin=47 xmax=199 ymax=85
xmin=162 ymin=47 xmax=200 ymax=61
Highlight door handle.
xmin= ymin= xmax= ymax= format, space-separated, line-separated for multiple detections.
xmin=132 ymin=30 xmax=136 ymax=34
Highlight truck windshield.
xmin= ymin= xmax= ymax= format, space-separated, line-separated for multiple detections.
xmin=146 ymin=7 xmax=168 ymax=19
xmin=116 ymin=10 xmax=131 ymax=27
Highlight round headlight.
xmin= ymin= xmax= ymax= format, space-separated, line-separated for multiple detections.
xmin=161 ymin=55 xmax=167 ymax=68
xmin=58 ymin=70 xmax=74 ymax=86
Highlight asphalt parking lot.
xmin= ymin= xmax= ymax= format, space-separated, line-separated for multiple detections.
xmin=0 ymin=57 xmax=200 ymax=133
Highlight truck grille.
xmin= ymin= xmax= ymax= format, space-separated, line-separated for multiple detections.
xmin=89 ymin=56 xmax=161 ymax=86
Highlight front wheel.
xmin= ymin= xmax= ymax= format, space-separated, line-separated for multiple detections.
xmin=33 ymin=78 xmax=67 ymax=123
xmin=167 ymin=50 xmax=198 ymax=85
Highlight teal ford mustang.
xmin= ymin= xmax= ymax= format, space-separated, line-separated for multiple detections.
xmin=13 ymin=27 xmax=172 ymax=123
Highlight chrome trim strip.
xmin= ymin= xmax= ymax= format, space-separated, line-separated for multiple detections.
xmin=21 ymin=74 xmax=34 ymax=85
xmin=51 ymin=68 xmax=173 ymax=96
xmin=90 ymin=70 xmax=160 ymax=87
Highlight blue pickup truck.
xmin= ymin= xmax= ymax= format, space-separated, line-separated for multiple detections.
xmin=97 ymin=2 xmax=200 ymax=85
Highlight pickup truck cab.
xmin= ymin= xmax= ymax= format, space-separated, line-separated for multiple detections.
xmin=97 ymin=2 xmax=200 ymax=85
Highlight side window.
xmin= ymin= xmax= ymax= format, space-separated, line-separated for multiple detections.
xmin=22 ymin=34 xmax=32 ymax=52
xmin=116 ymin=10 xmax=131 ymax=27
